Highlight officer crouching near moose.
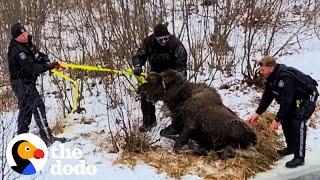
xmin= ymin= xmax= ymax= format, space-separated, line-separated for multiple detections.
xmin=247 ymin=55 xmax=318 ymax=168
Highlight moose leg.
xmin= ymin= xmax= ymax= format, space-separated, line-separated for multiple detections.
xmin=160 ymin=115 xmax=183 ymax=137
xmin=173 ymin=122 xmax=196 ymax=153
xmin=216 ymin=145 xmax=236 ymax=159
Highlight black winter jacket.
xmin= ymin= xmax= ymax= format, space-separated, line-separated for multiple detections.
xmin=132 ymin=34 xmax=187 ymax=76
xmin=8 ymin=39 xmax=53 ymax=85
xmin=256 ymin=64 xmax=318 ymax=121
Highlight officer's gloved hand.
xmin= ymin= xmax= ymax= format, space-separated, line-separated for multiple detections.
xmin=133 ymin=65 xmax=142 ymax=76
xmin=52 ymin=61 xmax=65 ymax=71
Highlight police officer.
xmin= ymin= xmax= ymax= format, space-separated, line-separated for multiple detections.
xmin=8 ymin=23 xmax=67 ymax=145
xmin=132 ymin=22 xmax=187 ymax=133
xmin=247 ymin=55 xmax=318 ymax=168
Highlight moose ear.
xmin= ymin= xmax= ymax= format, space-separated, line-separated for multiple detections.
xmin=147 ymin=71 xmax=162 ymax=82
xmin=160 ymin=70 xmax=180 ymax=85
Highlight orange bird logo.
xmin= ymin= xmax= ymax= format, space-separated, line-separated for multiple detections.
xmin=11 ymin=140 xmax=44 ymax=175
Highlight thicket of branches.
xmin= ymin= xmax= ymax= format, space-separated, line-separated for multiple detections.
xmin=0 ymin=0 xmax=319 ymax=156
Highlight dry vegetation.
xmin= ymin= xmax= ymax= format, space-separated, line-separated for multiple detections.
xmin=0 ymin=0 xmax=319 ymax=179
xmin=308 ymin=101 xmax=320 ymax=128
xmin=114 ymin=112 xmax=283 ymax=179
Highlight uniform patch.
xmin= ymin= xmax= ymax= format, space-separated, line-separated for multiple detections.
xmin=35 ymin=53 xmax=39 ymax=59
xmin=19 ymin=52 xmax=26 ymax=60
xmin=278 ymin=80 xmax=284 ymax=88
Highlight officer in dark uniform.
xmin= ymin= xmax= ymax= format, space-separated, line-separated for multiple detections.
xmin=8 ymin=23 xmax=67 ymax=145
xmin=247 ymin=55 xmax=319 ymax=168
xmin=132 ymin=22 xmax=187 ymax=133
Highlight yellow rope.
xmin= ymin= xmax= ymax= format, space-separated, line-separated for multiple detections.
xmin=51 ymin=69 xmax=79 ymax=113
xmin=61 ymin=63 xmax=148 ymax=84
xmin=51 ymin=63 xmax=147 ymax=114
xmin=51 ymin=63 xmax=148 ymax=133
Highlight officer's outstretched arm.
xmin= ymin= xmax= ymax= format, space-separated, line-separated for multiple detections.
xmin=132 ymin=42 xmax=148 ymax=67
xmin=31 ymin=62 xmax=54 ymax=74
xmin=256 ymin=86 xmax=274 ymax=115
xmin=15 ymin=51 xmax=53 ymax=75
xmin=35 ymin=51 xmax=50 ymax=64
xmin=174 ymin=44 xmax=187 ymax=77
xmin=132 ymin=42 xmax=148 ymax=76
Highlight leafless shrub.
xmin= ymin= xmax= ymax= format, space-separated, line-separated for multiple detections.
xmin=0 ymin=87 xmax=17 ymax=180
xmin=240 ymin=0 xmax=319 ymax=86
xmin=0 ymin=0 xmax=319 ymax=171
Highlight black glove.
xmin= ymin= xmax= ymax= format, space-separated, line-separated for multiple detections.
xmin=52 ymin=61 xmax=66 ymax=70
xmin=133 ymin=65 xmax=142 ymax=76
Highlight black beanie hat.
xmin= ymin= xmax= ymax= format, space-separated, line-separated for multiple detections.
xmin=11 ymin=23 xmax=26 ymax=38
xmin=154 ymin=22 xmax=170 ymax=37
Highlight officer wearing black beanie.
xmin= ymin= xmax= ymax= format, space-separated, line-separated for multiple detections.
xmin=11 ymin=23 xmax=27 ymax=38
xmin=7 ymin=23 xmax=67 ymax=145
xmin=132 ymin=22 xmax=188 ymax=133
xmin=153 ymin=23 xmax=170 ymax=37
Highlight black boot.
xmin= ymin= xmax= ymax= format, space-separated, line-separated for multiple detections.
xmin=43 ymin=127 xmax=69 ymax=144
xmin=38 ymin=130 xmax=52 ymax=146
xmin=285 ymin=157 xmax=305 ymax=168
xmin=52 ymin=136 xmax=69 ymax=143
xmin=160 ymin=125 xmax=178 ymax=137
xmin=277 ymin=147 xmax=293 ymax=157
xmin=42 ymin=137 xmax=53 ymax=146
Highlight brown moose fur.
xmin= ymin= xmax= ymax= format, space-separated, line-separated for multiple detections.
xmin=140 ymin=70 xmax=257 ymax=154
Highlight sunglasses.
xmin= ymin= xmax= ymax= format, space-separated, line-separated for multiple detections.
xmin=156 ymin=36 xmax=169 ymax=42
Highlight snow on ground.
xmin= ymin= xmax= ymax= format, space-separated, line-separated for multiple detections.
xmin=3 ymin=16 xmax=320 ymax=178
xmin=1 ymin=1 xmax=319 ymax=179
xmin=6 ymin=47 xmax=319 ymax=179
xmin=252 ymin=127 xmax=320 ymax=180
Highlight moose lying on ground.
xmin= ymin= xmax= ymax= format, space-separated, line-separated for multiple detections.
xmin=139 ymin=70 xmax=257 ymax=157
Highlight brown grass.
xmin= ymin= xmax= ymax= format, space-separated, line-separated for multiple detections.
xmin=51 ymin=120 xmax=66 ymax=135
xmin=0 ymin=85 xmax=16 ymax=112
xmin=52 ymin=116 xmax=96 ymax=135
xmin=114 ymin=112 xmax=283 ymax=179
xmin=121 ymin=129 xmax=153 ymax=154
xmin=309 ymin=101 xmax=320 ymax=128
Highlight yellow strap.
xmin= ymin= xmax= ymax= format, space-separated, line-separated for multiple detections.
xmin=51 ymin=63 xmax=148 ymax=115
xmin=123 ymin=68 xmax=148 ymax=84
xmin=61 ymin=63 xmax=148 ymax=84
xmin=51 ymin=69 xmax=79 ymax=113
xmin=61 ymin=63 xmax=122 ymax=74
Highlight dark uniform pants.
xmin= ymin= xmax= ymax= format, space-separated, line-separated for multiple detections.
xmin=140 ymin=94 xmax=156 ymax=126
xmin=12 ymin=83 xmax=54 ymax=143
xmin=281 ymin=90 xmax=318 ymax=158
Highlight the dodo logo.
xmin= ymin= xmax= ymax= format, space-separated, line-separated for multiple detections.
xmin=6 ymin=133 xmax=48 ymax=175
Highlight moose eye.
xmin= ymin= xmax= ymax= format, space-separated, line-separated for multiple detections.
xmin=25 ymin=146 xmax=30 ymax=151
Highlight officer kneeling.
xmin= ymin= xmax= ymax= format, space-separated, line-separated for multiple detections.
xmin=247 ymin=55 xmax=318 ymax=168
